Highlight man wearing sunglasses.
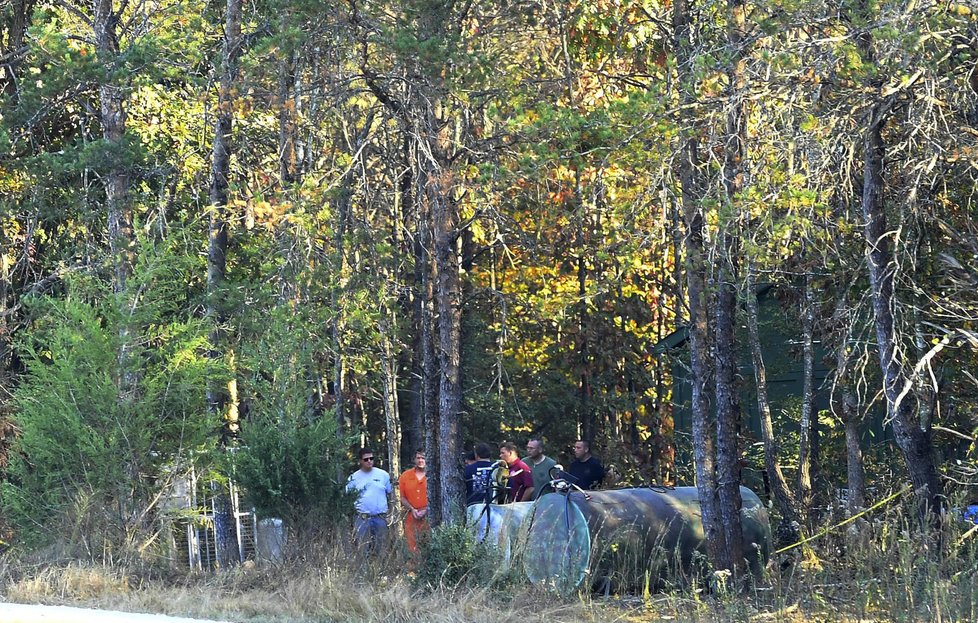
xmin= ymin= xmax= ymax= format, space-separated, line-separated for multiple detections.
xmin=345 ymin=447 xmax=392 ymax=555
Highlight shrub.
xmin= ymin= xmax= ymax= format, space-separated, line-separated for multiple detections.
xmin=412 ymin=521 xmax=512 ymax=591
xmin=1 ymin=251 xmax=215 ymax=553
xmin=228 ymin=301 xmax=357 ymax=539
xmin=228 ymin=410 xmax=355 ymax=537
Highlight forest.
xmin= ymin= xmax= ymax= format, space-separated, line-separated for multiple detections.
xmin=2 ymin=0 xmax=978 ymax=620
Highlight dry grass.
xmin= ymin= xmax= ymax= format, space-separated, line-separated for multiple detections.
xmin=0 ymin=556 xmax=845 ymax=623
xmin=0 ymin=561 xmax=604 ymax=623
xmin=1 ymin=512 xmax=976 ymax=623
xmin=3 ymin=562 xmax=130 ymax=603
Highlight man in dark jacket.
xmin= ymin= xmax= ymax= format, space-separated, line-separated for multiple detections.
xmin=567 ymin=439 xmax=605 ymax=490
xmin=464 ymin=442 xmax=496 ymax=505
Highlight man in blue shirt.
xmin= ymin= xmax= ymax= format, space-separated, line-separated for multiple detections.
xmin=465 ymin=443 xmax=496 ymax=505
xmin=346 ymin=447 xmax=392 ymax=554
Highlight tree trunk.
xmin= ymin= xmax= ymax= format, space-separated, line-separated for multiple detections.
xmin=831 ymin=251 xmax=866 ymax=514
xmin=1 ymin=0 xmax=33 ymax=99
xmin=430 ymin=109 xmax=464 ymax=524
xmin=746 ymin=263 xmax=802 ymax=543
xmin=673 ymin=0 xmax=729 ymax=574
xmin=417 ymin=138 xmax=442 ymax=525
xmin=798 ymin=275 xmax=815 ymax=511
xmin=0 ymin=252 xmax=11 ymax=387
xmin=95 ymin=0 xmax=135 ymax=410
xmin=843 ymin=401 xmax=866 ymax=513
xmin=862 ymin=112 xmax=942 ymax=516
xmin=207 ymin=0 xmax=242 ymax=445
xmin=398 ymin=136 xmax=424 ymax=464
xmin=578 ymin=252 xmax=594 ymax=443
xmin=713 ymin=270 xmax=744 ymax=575
xmin=379 ymin=313 xmax=401 ymax=481
xmin=329 ymin=117 xmax=371 ymax=432
xmin=855 ymin=13 xmax=942 ymax=517
xmin=839 ymin=352 xmax=866 ymax=514
xmin=95 ymin=0 xmax=132 ymax=293
xmin=278 ymin=51 xmax=300 ymax=185
xmin=712 ymin=0 xmax=749 ymax=578
xmin=670 ymin=196 xmax=686 ymax=326
xmin=206 ymin=0 xmax=242 ymax=568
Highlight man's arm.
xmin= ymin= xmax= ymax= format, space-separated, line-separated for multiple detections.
xmin=385 ymin=474 xmax=395 ymax=517
xmin=400 ymin=493 xmax=418 ymax=516
xmin=398 ymin=479 xmax=412 ymax=513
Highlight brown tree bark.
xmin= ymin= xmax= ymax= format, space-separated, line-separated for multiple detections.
xmin=713 ymin=268 xmax=745 ymax=576
xmin=429 ymin=109 xmax=465 ymax=523
xmin=418 ymin=161 xmax=442 ymax=523
xmin=714 ymin=0 xmax=748 ymax=578
xmin=95 ymin=0 xmax=132 ymax=294
xmin=403 ymin=136 xmax=425 ymax=465
xmin=94 ymin=0 xmax=136 ymax=408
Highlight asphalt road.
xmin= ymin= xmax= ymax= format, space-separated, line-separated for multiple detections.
xmin=0 ymin=603 xmax=232 ymax=623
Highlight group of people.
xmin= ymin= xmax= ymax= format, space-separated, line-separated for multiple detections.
xmin=344 ymin=439 xmax=606 ymax=555
xmin=464 ymin=438 xmax=605 ymax=505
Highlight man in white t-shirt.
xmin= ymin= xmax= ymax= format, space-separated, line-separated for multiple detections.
xmin=345 ymin=447 xmax=392 ymax=554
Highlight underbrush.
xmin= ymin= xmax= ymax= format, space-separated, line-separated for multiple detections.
xmin=765 ymin=508 xmax=978 ymax=622
xmin=1 ymin=507 xmax=977 ymax=623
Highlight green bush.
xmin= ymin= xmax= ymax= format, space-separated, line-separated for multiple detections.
xmin=229 ymin=301 xmax=357 ymax=538
xmin=412 ymin=521 xmax=513 ymax=591
xmin=228 ymin=410 xmax=355 ymax=536
xmin=1 ymin=253 xmax=215 ymax=552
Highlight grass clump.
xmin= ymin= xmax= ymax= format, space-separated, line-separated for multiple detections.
xmin=411 ymin=520 xmax=516 ymax=592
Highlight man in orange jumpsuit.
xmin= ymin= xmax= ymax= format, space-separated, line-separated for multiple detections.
xmin=398 ymin=449 xmax=429 ymax=554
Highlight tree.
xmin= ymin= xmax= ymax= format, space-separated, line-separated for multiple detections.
xmin=207 ymin=0 xmax=243 ymax=445
xmin=851 ymin=0 xmax=942 ymax=519
xmin=673 ymin=0 xmax=730 ymax=574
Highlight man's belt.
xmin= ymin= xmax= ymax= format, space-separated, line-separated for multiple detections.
xmin=358 ymin=512 xmax=386 ymax=519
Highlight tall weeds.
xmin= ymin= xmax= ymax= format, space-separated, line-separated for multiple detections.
xmin=2 ymin=502 xmax=977 ymax=622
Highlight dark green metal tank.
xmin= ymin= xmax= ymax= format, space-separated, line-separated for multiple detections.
xmin=523 ymin=486 xmax=771 ymax=593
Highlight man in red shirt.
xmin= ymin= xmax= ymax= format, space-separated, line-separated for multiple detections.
xmin=499 ymin=442 xmax=533 ymax=502
xmin=398 ymin=450 xmax=429 ymax=554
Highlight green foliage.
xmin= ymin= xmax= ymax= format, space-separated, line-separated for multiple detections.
xmin=228 ymin=276 xmax=358 ymax=533
xmin=412 ymin=521 xmax=510 ymax=591
xmin=229 ymin=411 xmax=355 ymax=533
xmin=1 ymin=255 xmax=215 ymax=549
xmin=3 ymin=0 xmax=978 ymax=586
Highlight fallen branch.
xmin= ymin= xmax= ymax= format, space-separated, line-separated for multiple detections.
xmin=775 ymin=485 xmax=913 ymax=555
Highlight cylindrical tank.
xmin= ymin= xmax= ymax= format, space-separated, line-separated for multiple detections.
xmin=465 ymin=502 xmax=534 ymax=568
xmin=523 ymin=486 xmax=770 ymax=593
